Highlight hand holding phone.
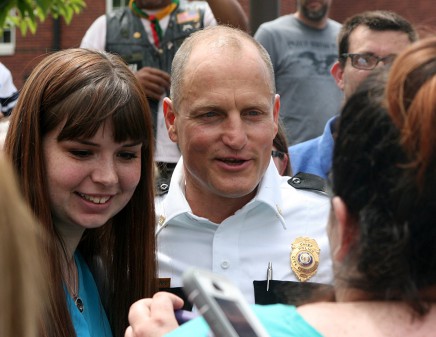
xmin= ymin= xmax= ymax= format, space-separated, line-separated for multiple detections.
xmin=182 ymin=268 xmax=270 ymax=337
xmin=174 ymin=309 xmax=198 ymax=325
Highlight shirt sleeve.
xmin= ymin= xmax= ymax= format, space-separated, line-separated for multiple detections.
xmin=0 ymin=63 xmax=18 ymax=116
xmin=202 ymin=2 xmax=217 ymax=27
xmin=0 ymin=63 xmax=16 ymax=92
xmin=80 ymin=15 xmax=107 ymax=50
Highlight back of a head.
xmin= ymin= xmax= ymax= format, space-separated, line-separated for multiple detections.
xmin=332 ymin=61 xmax=436 ymax=315
xmin=0 ymin=156 xmax=46 ymax=337
xmin=387 ymin=36 xmax=436 ymax=185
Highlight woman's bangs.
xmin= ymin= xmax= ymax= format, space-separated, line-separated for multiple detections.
xmin=53 ymin=81 xmax=150 ymax=147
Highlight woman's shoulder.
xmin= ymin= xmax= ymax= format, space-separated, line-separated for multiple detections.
xmin=297 ymin=301 xmax=436 ymax=337
xmin=253 ymin=304 xmax=323 ymax=337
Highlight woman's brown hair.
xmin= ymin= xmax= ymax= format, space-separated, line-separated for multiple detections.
xmin=4 ymin=48 xmax=158 ymax=337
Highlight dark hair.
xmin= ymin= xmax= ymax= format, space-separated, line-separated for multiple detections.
xmin=332 ymin=61 xmax=436 ymax=316
xmin=5 ymin=48 xmax=157 ymax=337
xmin=273 ymin=121 xmax=291 ymax=176
xmin=338 ymin=10 xmax=418 ymax=67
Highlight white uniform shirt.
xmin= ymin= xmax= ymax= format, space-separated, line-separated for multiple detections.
xmin=0 ymin=63 xmax=18 ymax=115
xmin=80 ymin=3 xmax=217 ymax=163
xmin=156 ymin=158 xmax=333 ymax=304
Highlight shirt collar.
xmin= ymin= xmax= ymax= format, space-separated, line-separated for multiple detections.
xmin=159 ymin=157 xmax=286 ymax=229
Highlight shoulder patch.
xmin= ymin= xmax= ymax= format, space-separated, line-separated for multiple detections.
xmin=288 ymin=172 xmax=327 ymax=194
xmin=155 ymin=177 xmax=170 ymax=196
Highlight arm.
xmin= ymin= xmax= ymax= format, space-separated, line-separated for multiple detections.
xmin=206 ymin=0 xmax=249 ymax=32
xmin=80 ymin=15 xmax=107 ymax=50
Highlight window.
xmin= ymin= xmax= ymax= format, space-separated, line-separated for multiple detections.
xmin=106 ymin=0 xmax=129 ymax=13
xmin=0 ymin=27 xmax=15 ymax=55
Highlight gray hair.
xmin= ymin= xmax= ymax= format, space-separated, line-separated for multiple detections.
xmin=170 ymin=25 xmax=276 ymax=109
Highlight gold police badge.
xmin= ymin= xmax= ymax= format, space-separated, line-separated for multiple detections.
xmin=290 ymin=237 xmax=320 ymax=282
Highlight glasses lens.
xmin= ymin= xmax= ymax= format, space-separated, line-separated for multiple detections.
xmin=271 ymin=150 xmax=284 ymax=159
xmin=351 ymin=54 xmax=377 ymax=70
xmin=382 ymin=55 xmax=396 ymax=65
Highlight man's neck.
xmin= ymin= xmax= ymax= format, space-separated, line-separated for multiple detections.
xmin=138 ymin=0 xmax=172 ymax=10
xmin=185 ymin=186 xmax=257 ymax=224
xmin=294 ymin=12 xmax=328 ymax=30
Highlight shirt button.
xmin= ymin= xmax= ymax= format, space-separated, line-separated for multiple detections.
xmin=221 ymin=261 xmax=230 ymax=269
xmin=292 ymin=177 xmax=301 ymax=184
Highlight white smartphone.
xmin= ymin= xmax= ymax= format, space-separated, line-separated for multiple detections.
xmin=182 ymin=268 xmax=270 ymax=337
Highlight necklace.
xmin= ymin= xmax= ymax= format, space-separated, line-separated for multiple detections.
xmin=65 ymin=258 xmax=84 ymax=313
xmin=129 ymin=0 xmax=179 ymax=48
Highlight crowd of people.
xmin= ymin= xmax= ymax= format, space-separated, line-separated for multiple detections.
xmin=1 ymin=1 xmax=436 ymax=337
xmin=124 ymin=32 xmax=436 ymax=337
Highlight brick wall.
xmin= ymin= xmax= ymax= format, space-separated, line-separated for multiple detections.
xmin=2 ymin=0 xmax=436 ymax=88
xmin=1 ymin=0 xmax=106 ymax=87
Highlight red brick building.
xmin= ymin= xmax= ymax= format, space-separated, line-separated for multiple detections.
xmin=2 ymin=0 xmax=436 ymax=89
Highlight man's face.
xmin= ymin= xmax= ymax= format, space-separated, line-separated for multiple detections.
xmin=332 ymin=25 xmax=412 ymax=99
xmin=135 ymin=0 xmax=171 ymax=9
xmin=297 ymin=0 xmax=331 ymax=22
xmin=164 ymin=42 xmax=279 ymax=205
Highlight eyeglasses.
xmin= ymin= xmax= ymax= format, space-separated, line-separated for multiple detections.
xmin=271 ymin=150 xmax=285 ymax=160
xmin=341 ymin=53 xmax=396 ymax=70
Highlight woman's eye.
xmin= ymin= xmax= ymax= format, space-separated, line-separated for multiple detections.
xmin=70 ymin=150 xmax=92 ymax=158
xmin=118 ymin=152 xmax=138 ymax=160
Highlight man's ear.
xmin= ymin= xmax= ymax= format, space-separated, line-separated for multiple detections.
xmin=163 ymin=97 xmax=178 ymax=143
xmin=273 ymin=94 xmax=280 ymax=135
xmin=331 ymin=61 xmax=345 ymax=92
xmin=331 ymin=196 xmax=357 ymax=262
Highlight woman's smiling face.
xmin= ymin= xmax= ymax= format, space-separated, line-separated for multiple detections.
xmin=43 ymin=120 xmax=142 ymax=233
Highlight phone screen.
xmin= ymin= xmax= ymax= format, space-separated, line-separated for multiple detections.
xmin=214 ymin=297 xmax=261 ymax=337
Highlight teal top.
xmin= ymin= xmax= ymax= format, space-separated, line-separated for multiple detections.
xmin=65 ymin=253 xmax=113 ymax=337
xmin=166 ymin=304 xmax=322 ymax=337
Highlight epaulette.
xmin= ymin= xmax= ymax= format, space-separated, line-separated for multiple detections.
xmin=155 ymin=177 xmax=170 ymax=196
xmin=288 ymin=172 xmax=327 ymax=194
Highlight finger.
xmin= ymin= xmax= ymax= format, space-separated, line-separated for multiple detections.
xmin=128 ymin=298 xmax=153 ymax=326
xmin=124 ymin=326 xmax=133 ymax=337
xmin=151 ymin=292 xmax=185 ymax=313
xmin=143 ymin=67 xmax=171 ymax=80
xmin=144 ymin=75 xmax=171 ymax=91
xmin=147 ymin=293 xmax=183 ymax=330
xmin=135 ymin=76 xmax=169 ymax=99
xmin=137 ymin=68 xmax=171 ymax=88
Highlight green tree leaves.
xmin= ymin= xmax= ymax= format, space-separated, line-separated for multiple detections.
xmin=1 ymin=0 xmax=86 ymax=35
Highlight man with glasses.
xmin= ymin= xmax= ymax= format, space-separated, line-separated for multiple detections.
xmin=254 ymin=0 xmax=342 ymax=146
xmin=289 ymin=10 xmax=417 ymax=179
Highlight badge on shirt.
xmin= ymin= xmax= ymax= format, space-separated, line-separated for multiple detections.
xmin=290 ymin=237 xmax=320 ymax=282
xmin=176 ymin=10 xmax=200 ymax=24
